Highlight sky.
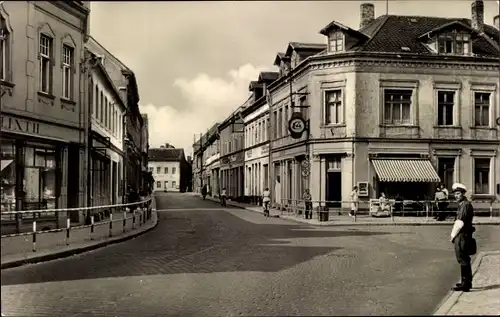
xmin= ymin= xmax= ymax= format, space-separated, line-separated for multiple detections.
xmin=89 ymin=0 xmax=499 ymax=156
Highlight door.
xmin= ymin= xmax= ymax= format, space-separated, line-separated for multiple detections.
xmin=326 ymin=171 xmax=342 ymax=208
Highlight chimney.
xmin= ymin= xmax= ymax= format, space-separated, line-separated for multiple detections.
xmin=471 ymin=0 xmax=484 ymax=33
xmin=360 ymin=3 xmax=375 ymax=28
xmin=494 ymin=15 xmax=500 ymax=30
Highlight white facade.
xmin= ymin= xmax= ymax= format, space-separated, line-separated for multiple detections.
xmin=149 ymin=161 xmax=181 ymax=191
xmin=90 ymin=65 xmax=126 ymax=206
xmin=244 ymin=102 xmax=270 ymax=197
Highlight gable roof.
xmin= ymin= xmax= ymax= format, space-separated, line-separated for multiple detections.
xmin=148 ymin=148 xmax=185 ymax=162
xmin=319 ymin=20 xmax=370 ymax=40
xmin=356 ymin=15 xmax=499 ymax=57
xmin=258 ymin=71 xmax=279 ymax=82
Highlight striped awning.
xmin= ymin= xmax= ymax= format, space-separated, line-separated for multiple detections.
xmin=371 ymin=159 xmax=441 ymax=183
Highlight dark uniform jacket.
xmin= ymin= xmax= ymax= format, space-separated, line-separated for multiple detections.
xmin=456 ymin=199 xmax=474 ymax=235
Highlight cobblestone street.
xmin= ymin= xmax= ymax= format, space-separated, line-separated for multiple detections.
xmin=2 ymin=192 xmax=500 ymax=316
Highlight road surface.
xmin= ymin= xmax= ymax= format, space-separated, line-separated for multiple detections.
xmin=2 ymin=192 xmax=499 ymax=316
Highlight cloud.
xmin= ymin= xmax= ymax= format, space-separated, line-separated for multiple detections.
xmin=139 ymin=63 xmax=272 ymax=155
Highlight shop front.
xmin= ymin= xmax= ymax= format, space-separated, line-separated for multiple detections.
xmin=220 ymin=151 xmax=244 ymax=201
xmin=271 ymin=144 xmax=307 ymax=207
xmin=1 ymin=114 xmax=85 ymax=229
xmin=244 ymin=144 xmax=269 ymax=204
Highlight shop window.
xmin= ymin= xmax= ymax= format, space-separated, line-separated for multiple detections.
xmin=1 ymin=140 xmax=16 ymax=215
xmin=164 ymin=181 xmax=168 ymax=189
xmin=23 ymin=146 xmax=57 ymax=213
xmin=437 ymin=91 xmax=455 ymax=126
xmin=172 ymin=181 xmax=177 ymax=188
xmin=156 ymin=181 xmax=161 ymax=189
xmin=438 ymin=157 xmax=455 ymax=191
xmin=384 ymin=89 xmax=412 ymax=125
xmin=474 ymin=158 xmax=490 ymax=195
xmin=474 ymin=92 xmax=490 ymax=127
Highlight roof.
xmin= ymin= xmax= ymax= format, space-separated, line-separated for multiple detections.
xmin=319 ymin=20 xmax=370 ymax=40
xmin=249 ymin=81 xmax=262 ymax=90
xmin=273 ymin=52 xmax=290 ymax=66
xmin=148 ymin=148 xmax=185 ymax=162
xmin=258 ymin=71 xmax=279 ymax=82
xmin=355 ymin=15 xmax=499 ymax=57
xmin=285 ymin=42 xmax=327 ymax=57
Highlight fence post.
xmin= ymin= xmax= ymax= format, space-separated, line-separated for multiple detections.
xmin=32 ymin=220 xmax=37 ymax=252
xmin=123 ymin=211 xmax=126 ymax=233
xmin=65 ymin=218 xmax=70 ymax=245
xmin=109 ymin=212 xmax=113 ymax=237
xmin=90 ymin=215 xmax=94 ymax=240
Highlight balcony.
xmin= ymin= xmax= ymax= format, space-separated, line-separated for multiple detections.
xmin=469 ymin=127 xmax=498 ymax=141
xmin=379 ymin=125 xmax=420 ymax=139
xmin=433 ymin=126 xmax=463 ymax=140
xmin=271 ymin=132 xmax=307 ymax=150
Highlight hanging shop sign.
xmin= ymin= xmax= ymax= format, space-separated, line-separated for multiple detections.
xmin=288 ymin=112 xmax=307 ymax=139
xmin=496 ymin=117 xmax=500 ymax=126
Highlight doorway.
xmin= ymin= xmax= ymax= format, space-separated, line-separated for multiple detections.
xmin=326 ymin=171 xmax=342 ymax=208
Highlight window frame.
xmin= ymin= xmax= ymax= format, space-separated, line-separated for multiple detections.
xmin=62 ymin=45 xmax=74 ymax=100
xmin=379 ymin=80 xmax=419 ymax=126
xmin=39 ymin=34 xmax=53 ymax=94
xmin=324 ymin=89 xmax=344 ymax=125
xmin=473 ymin=157 xmax=491 ymax=196
xmin=437 ymin=30 xmax=471 ymax=56
xmin=328 ymin=31 xmax=344 ymax=53
xmin=473 ymin=92 xmax=491 ymax=128
xmin=0 ymin=15 xmax=11 ymax=82
xmin=436 ymin=90 xmax=456 ymax=126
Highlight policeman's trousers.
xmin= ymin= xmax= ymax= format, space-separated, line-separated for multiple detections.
xmin=454 ymin=233 xmax=473 ymax=285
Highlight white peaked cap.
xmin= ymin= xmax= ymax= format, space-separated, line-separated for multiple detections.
xmin=452 ymin=183 xmax=467 ymax=192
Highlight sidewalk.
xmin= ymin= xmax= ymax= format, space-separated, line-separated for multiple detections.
xmin=1 ymin=198 xmax=158 ymax=269
xmin=200 ymin=195 xmax=500 ymax=226
xmin=434 ymin=251 xmax=500 ymax=315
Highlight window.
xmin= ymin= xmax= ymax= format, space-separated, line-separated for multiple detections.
xmin=94 ymin=86 xmax=99 ymax=118
xmin=383 ymin=89 xmax=412 ymax=125
xmin=278 ymin=108 xmax=282 ymax=138
xmin=284 ymin=106 xmax=289 ymax=135
xmin=104 ymin=97 xmax=108 ymax=128
xmin=172 ymin=181 xmax=177 ymax=188
xmin=437 ymin=91 xmax=455 ymax=126
xmin=0 ymin=17 xmax=9 ymax=81
xmin=325 ymin=90 xmax=342 ymax=124
xmin=474 ymin=158 xmax=490 ymax=194
xmin=100 ymin=92 xmax=104 ymax=123
xmin=164 ymin=181 xmax=168 ymax=189
xmin=164 ymin=167 xmax=168 ymax=174
xmin=329 ymin=31 xmax=344 ymax=52
xmin=156 ymin=181 xmax=161 ymax=189
xmin=438 ymin=157 xmax=455 ymax=191
xmin=437 ymin=31 xmax=470 ymax=55
xmin=62 ymin=45 xmax=73 ymax=99
xmin=39 ymin=34 xmax=52 ymax=93
xmin=172 ymin=167 xmax=176 ymax=174
xmin=156 ymin=167 xmax=161 ymax=174
xmin=474 ymin=92 xmax=490 ymax=127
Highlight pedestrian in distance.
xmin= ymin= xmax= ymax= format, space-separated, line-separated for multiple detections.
xmin=262 ymin=187 xmax=271 ymax=217
xmin=201 ymin=184 xmax=207 ymax=200
xmin=434 ymin=186 xmax=448 ymax=221
xmin=303 ymin=189 xmax=313 ymax=219
xmin=220 ymin=187 xmax=227 ymax=207
xmin=349 ymin=186 xmax=359 ymax=217
xmin=449 ymin=183 xmax=477 ymax=292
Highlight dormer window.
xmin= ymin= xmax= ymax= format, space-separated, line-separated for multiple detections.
xmin=329 ymin=31 xmax=344 ymax=52
xmin=437 ymin=31 xmax=470 ymax=55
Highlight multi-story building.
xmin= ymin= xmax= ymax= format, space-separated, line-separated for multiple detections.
xmin=242 ymin=72 xmax=278 ymax=204
xmin=218 ymin=106 xmax=247 ymax=201
xmin=86 ymin=49 xmax=126 ymax=209
xmin=141 ymin=114 xmax=150 ymax=191
xmin=0 ymin=1 xmax=90 ymax=226
xmin=267 ymin=1 xmax=499 ymax=211
xmin=202 ymin=124 xmax=221 ymax=196
xmin=86 ymin=36 xmax=145 ymax=198
xmin=149 ymin=145 xmax=190 ymax=192
xmin=192 ymin=134 xmax=205 ymax=194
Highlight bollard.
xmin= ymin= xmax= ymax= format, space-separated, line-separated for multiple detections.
xmin=132 ymin=210 xmax=136 ymax=229
xmin=109 ymin=213 xmax=113 ymax=237
xmin=32 ymin=220 xmax=37 ymax=252
xmin=490 ymin=202 xmax=493 ymax=219
xmin=123 ymin=211 xmax=126 ymax=233
xmin=90 ymin=215 xmax=95 ymax=240
xmin=65 ymin=218 xmax=70 ymax=245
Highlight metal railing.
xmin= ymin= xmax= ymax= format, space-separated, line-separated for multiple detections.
xmin=277 ymin=198 xmax=499 ymax=222
xmin=1 ymin=198 xmax=153 ymax=253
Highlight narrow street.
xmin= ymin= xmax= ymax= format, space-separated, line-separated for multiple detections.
xmin=2 ymin=193 xmax=500 ymax=316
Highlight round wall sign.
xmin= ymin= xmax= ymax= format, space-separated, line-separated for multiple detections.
xmin=496 ymin=117 xmax=500 ymax=126
xmin=288 ymin=112 xmax=307 ymax=139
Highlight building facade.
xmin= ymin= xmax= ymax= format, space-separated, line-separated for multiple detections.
xmin=141 ymin=114 xmax=150 ymax=192
xmin=87 ymin=49 xmax=126 ymax=209
xmin=149 ymin=146 xmax=190 ymax=192
xmin=204 ymin=0 xmax=500 ymax=212
xmin=0 ymin=1 xmax=90 ymax=226
xmin=202 ymin=125 xmax=221 ymax=196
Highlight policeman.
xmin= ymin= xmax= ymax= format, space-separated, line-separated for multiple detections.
xmin=449 ymin=183 xmax=475 ymax=292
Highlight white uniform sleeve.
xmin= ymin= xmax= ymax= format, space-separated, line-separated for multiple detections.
xmin=450 ymin=219 xmax=464 ymax=239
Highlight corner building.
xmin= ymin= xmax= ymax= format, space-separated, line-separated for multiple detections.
xmin=0 ymin=1 xmax=90 ymax=226
xmin=268 ymin=1 xmax=500 ymax=211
